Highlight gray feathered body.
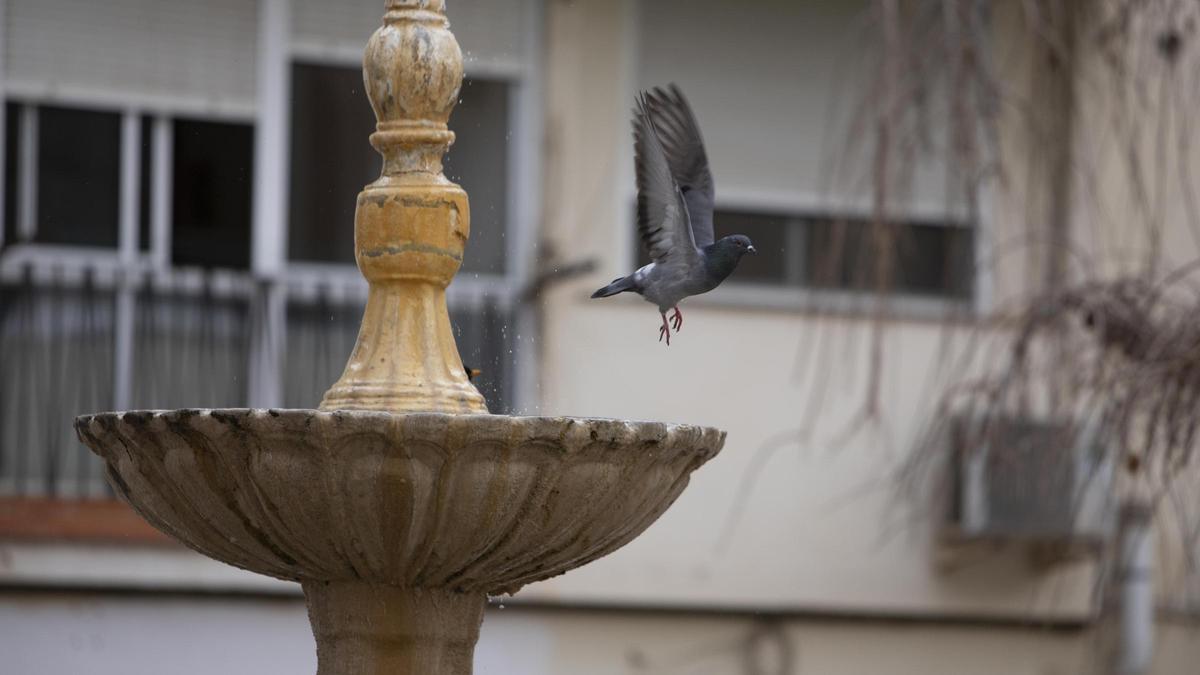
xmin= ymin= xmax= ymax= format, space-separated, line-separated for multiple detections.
xmin=590 ymin=84 xmax=755 ymax=336
xmin=609 ymin=239 xmax=747 ymax=312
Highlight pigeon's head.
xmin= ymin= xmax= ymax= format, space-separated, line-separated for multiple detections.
xmin=716 ymin=234 xmax=757 ymax=258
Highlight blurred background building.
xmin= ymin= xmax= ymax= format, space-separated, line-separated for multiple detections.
xmin=1 ymin=0 xmax=1198 ymax=673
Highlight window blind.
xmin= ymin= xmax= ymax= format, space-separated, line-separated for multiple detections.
xmin=637 ymin=0 xmax=950 ymax=212
xmin=6 ymin=0 xmax=258 ymax=109
xmin=292 ymin=0 xmax=526 ymax=72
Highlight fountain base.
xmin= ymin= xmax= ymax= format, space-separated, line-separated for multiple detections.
xmin=305 ymin=582 xmax=484 ymax=675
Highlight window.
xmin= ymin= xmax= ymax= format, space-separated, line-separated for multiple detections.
xmin=138 ymin=116 xmax=154 ymax=252
xmin=0 ymin=105 xmax=123 ymax=248
xmin=287 ymin=63 xmax=375 ymax=265
xmin=803 ymin=217 xmax=974 ymax=298
xmin=634 ymin=209 xmax=974 ymax=301
xmin=171 ymin=119 xmax=255 ymax=269
xmin=288 ymin=63 xmax=512 ymax=275
xmin=2 ymin=103 xmax=255 ymax=266
xmin=3 ymin=103 xmax=17 ymax=248
xmin=37 ymin=106 xmax=122 ymax=247
xmin=445 ymin=78 xmax=510 ymax=276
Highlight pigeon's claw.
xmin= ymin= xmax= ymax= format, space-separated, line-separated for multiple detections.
xmin=670 ymin=306 xmax=683 ymax=332
xmin=658 ymin=313 xmax=672 ymax=346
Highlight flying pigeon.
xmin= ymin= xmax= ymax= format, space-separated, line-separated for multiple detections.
xmin=591 ymin=85 xmax=755 ymax=345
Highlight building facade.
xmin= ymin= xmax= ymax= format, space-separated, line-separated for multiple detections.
xmin=1 ymin=1 xmax=1198 ymax=673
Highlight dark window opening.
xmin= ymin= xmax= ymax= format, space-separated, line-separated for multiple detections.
xmin=36 ymin=106 xmax=121 ymax=248
xmin=804 ymin=218 xmax=974 ymax=299
xmin=171 ymin=118 xmax=254 ymax=269
xmin=3 ymin=102 xmax=18 ymax=248
xmin=287 ymin=63 xmax=377 ymax=265
xmin=287 ymin=63 xmax=510 ymax=273
xmin=445 ymin=77 xmax=510 ymax=275
xmin=138 ymin=115 xmax=153 ymax=252
xmin=632 ymin=206 xmax=974 ymax=300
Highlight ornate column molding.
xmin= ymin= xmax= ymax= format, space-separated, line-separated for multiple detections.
xmin=320 ymin=0 xmax=486 ymax=413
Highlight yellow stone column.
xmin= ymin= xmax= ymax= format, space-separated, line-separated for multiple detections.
xmin=320 ymin=0 xmax=488 ymax=414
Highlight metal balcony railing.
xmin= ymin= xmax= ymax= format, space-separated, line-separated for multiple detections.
xmin=0 ymin=261 xmax=514 ymax=499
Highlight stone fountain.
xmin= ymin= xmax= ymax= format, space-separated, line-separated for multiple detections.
xmin=73 ymin=2 xmax=724 ymax=673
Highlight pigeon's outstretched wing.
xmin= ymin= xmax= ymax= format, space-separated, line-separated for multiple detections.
xmin=634 ymin=93 xmax=699 ymax=269
xmin=645 ymin=84 xmax=715 ymax=248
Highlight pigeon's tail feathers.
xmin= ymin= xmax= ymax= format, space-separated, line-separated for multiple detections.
xmin=591 ymin=275 xmax=638 ymax=299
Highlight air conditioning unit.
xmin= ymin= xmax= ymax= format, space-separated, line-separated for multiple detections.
xmin=940 ymin=414 xmax=1115 ymax=566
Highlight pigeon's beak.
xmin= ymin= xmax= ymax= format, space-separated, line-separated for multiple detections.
xmin=747 ymin=245 xmax=757 ymax=255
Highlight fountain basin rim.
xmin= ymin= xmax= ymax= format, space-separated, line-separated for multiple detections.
xmin=72 ymin=408 xmax=725 ymax=593
xmin=74 ymin=408 xmax=726 ymax=462
xmin=75 ymin=408 xmax=720 ymax=428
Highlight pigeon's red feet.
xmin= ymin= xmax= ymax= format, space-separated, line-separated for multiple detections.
xmin=658 ymin=313 xmax=672 ymax=346
xmin=670 ymin=306 xmax=683 ymax=331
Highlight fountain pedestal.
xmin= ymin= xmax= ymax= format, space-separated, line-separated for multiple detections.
xmin=75 ymin=2 xmax=725 ymax=674
xmin=305 ymin=583 xmax=483 ymax=675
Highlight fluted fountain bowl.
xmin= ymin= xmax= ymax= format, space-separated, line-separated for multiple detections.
xmin=75 ymin=409 xmax=723 ymax=673
xmin=74 ymin=409 xmax=724 ymax=594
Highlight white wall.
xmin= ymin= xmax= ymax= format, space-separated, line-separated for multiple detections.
xmin=4 ymin=591 xmax=1198 ymax=674
xmin=0 ymin=593 xmax=549 ymax=675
